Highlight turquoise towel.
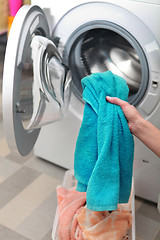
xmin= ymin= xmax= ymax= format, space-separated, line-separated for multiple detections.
xmin=74 ymin=71 xmax=134 ymax=211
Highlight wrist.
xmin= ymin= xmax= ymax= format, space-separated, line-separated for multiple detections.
xmin=130 ymin=117 xmax=147 ymax=137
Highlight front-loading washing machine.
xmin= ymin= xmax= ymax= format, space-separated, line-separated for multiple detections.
xmin=2 ymin=0 xmax=160 ymax=203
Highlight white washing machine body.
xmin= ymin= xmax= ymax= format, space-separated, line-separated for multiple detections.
xmin=2 ymin=1 xmax=160 ymax=203
xmin=32 ymin=0 xmax=160 ymax=203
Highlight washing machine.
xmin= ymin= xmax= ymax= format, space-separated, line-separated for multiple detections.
xmin=2 ymin=0 xmax=160 ymax=203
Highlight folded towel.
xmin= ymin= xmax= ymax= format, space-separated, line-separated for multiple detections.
xmin=74 ymin=71 xmax=134 ymax=211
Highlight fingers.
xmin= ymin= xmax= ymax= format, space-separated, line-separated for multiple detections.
xmin=106 ymin=96 xmax=127 ymax=108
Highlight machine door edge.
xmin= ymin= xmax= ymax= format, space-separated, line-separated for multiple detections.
xmin=2 ymin=5 xmax=50 ymax=156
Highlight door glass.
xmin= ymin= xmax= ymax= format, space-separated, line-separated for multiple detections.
xmin=20 ymin=45 xmax=34 ymax=130
xmin=19 ymin=35 xmax=71 ymax=130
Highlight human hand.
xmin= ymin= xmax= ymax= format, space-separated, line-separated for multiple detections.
xmin=106 ymin=96 xmax=160 ymax=157
xmin=106 ymin=96 xmax=143 ymax=135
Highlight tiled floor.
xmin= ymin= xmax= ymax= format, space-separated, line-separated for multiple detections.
xmin=0 ymin=33 xmax=160 ymax=240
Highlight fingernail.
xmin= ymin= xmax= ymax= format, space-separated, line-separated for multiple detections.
xmin=106 ymin=96 xmax=111 ymax=100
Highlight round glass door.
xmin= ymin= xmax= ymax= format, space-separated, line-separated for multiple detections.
xmin=2 ymin=5 xmax=71 ymax=156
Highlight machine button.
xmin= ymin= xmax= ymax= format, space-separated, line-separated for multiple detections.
xmin=152 ymin=80 xmax=158 ymax=88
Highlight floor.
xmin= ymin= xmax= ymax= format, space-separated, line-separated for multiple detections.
xmin=0 ymin=33 xmax=160 ymax=240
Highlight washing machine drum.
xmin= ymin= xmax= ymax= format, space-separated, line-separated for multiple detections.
xmin=69 ymin=28 xmax=148 ymax=106
xmin=73 ymin=30 xmax=141 ymax=92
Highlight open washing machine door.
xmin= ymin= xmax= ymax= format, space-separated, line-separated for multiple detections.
xmin=2 ymin=5 xmax=71 ymax=156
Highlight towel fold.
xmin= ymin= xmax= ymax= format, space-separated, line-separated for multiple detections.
xmin=74 ymin=71 xmax=134 ymax=211
xmin=77 ymin=205 xmax=132 ymax=240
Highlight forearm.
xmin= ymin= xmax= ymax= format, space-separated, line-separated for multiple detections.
xmin=133 ymin=118 xmax=160 ymax=158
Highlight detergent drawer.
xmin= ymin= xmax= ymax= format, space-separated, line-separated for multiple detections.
xmin=52 ymin=170 xmax=135 ymax=240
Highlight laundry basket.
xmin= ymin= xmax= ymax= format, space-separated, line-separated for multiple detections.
xmin=52 ymin=170 xmax=136 ymax=240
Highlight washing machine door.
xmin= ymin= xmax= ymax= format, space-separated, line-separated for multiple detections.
xmin=2 ymin=5 xmax=71 ymax=156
